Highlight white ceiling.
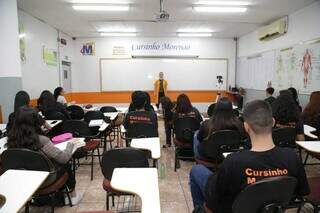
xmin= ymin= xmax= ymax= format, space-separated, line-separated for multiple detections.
xmin=17 ymin=0 xmax=316 ymax=38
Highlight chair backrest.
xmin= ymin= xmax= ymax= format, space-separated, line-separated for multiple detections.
xmin=1 ymin=148 xmax=57 ymax=188
xmin=173 ymin=117 xmax=200 ymax=144
xmin=202 ymin=130 xmax=241 ymax=161
xmin=67 ymin=105 xmax=85 ymax=120
xmin=233 ymin=109 xmax=240 ymax=117
xmin=126 ymin=122 xmax=159 ymax=139
xmin=84 ymin=111 xmax=105 ymax=124
xmin=272 ymin=127 xmax=296 ymax=148
xmin=207 ymin=103 xmax=216 ymax=117
xmin=232 ymin=176 xmax=297 ymax=213
xmin=46 ymin=111 xmax=67 ymax=121
xmin=100 ymin=106 xmax=117 ymax=113
xmin=62 ymin=120 xmax=92 ymax=137
xmin=101 ymin=148 xmax=149 ymax=180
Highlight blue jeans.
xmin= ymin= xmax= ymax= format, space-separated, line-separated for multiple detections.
xmin=193 ymin=130 xmax=201 ymax=159
xmin=189 ymin=164 xmax=214 ymax=208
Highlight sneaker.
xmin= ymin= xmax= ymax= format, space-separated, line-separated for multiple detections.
xmin=65 ymin=191 xmax=84 ymax=206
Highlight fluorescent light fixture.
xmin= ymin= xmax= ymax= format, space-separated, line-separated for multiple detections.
xmin=72 ymin=5 xmax=129 ymax=11
xmin=19 ymin=33 xmax=26 ymax=39
xmin=195 ymin=1 xmax=250 ymax=6
xmin=70 ymin=0 xmax=130 ymax=4
xmin=193 ymin=6 xmax=247 ymax=12
xmin=98 ymin=28 xmax=136 ymax=33
xmin=177 ymin=33 xmax=212 ymax=37
xmin=178 ymin=28 xmax=213 ymax=33
xmin=100 ymin=32 xmax=137 ymax=37
xmin=162 ymin=59 xmax=177 ymax=63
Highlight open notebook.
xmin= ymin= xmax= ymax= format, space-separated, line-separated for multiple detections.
xmin=55 ymin=138 xmax=86 ymax=154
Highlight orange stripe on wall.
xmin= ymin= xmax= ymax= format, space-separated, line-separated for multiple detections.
xmin=30 ymin=91 xmax=237 ymax=105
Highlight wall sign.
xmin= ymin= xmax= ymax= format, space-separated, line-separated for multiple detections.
xmin=80 ymin=42 xmax=95 ymax=56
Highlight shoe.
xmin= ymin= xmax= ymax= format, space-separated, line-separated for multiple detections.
xmin=162 ymin=144 xmax=171 ymax=148
xmin=65 ymin=191 xmax=84 ymax=206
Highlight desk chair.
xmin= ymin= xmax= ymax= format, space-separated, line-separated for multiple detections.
xmin=84 ymin=111 xmax=113 ymax=150
xmin=272 ymin=127 xmax=296 ymax=148
xmin=67 ymin=105 xmax=85 ymax=120
xmin=232 ymin=176 xmax=297 ymax=213
xmin=62 ymin=120 xmax=101 ymax=180
xmin=1 ymin=149 xmax=72 ymax=213
xmin=101 ymin=148 xmax=149 ymax=212
xmin=173 ymin=117 xmax=200 ymax=171
xmin=100 ymin=106 xmax=123 ymax=146
xmin=46 ymin=111 xmax=68 ymax=121
xmin=124 ymin=122 xmax=158 ymax=147
xmin=195 ymin=130 xmax=241 ymax=170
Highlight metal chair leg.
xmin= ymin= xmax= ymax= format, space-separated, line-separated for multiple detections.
xmin=91 ymin=150 xmax=94 ymax=181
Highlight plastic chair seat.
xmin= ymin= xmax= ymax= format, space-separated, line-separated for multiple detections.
xmin=84 ymin=139 xmax=100 ymax=151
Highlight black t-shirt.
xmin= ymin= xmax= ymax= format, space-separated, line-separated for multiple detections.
xmin=274 ymin=118 xmax=304 ymax=135
xmin=173 ymin=107 xmax=203 ymax=123
xmin=124 ymin=110 xmax=158 ymax=137
xmin=205 ymin=147 xmax=309 ymax=213
xmin=264 ymin=96 xmax=276 ymax=106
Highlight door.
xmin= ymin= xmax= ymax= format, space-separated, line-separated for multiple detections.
xmin=62 ymin=61 xmax=72 ymax=92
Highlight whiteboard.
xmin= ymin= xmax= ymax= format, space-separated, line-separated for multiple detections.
xmin=237 ymin=51 xmax=275 ymax=90
xmin=100 ymin=58 xmax=228 ymax=91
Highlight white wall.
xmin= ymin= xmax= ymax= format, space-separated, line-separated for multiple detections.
xmin=0 ymin=0 xmax=21 ymax=78
xmin=238 ymin=1 xmax=320 ymax=57
xmin=72 ymin=37 xmax=236 ymax=92
xmin=19 ymin=11 xmax=60 ymax=99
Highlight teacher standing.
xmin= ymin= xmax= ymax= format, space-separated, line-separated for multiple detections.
xmin=154 ymin=72 xmax=168 ymax=109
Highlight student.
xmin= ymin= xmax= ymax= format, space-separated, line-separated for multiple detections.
xmin=193 ymin=97 xmax=245 ymax=160
xmin=160 ymin=96 xmax=175 ymax=148
xmin=7 ymin=106 xmax=83 ymax=204
xmin=124 ymin=91 xmax=158 ymax=137
xmin=302 ymin=91 xmax=320 ymax=128
xmin=7 ymin=90 xmax=50 ymax=134
xmin=54 ymin=87 xmax=67 ymax=106
xmin=173 ymin=94 xmax=203 ymax=123
xmin=189 ymin=100 xmax=309 ymax=212
xmin=272 ymin=90 xmax=305 ymax=141
xmin=288 ymin=87 xmax=302 ymax=112
xmin=144 ymin=91 xmax=155 ymax=112
xmin=38 ymin=90 xmax=71 ymax=119
xmin=264 ymin=87 xmax=276 ymax=106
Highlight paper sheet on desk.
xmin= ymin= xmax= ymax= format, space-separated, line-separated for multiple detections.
xmin=55 ymin=138 xmax=86 ymax=153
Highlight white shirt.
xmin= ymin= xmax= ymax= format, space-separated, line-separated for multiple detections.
xmin=57 ymin=95 xmax=67 ymax=105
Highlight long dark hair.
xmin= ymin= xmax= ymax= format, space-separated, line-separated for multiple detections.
xmin=37 ymin=90 xmax=56 ymax=112
xmin=7 ymin=106 xmax=42 ymax=150
xmin=53 ymin=87 xmax=63 ymax=100
xmin=176 ymin=94 xmax=193 ymax=114
xmin=160 ymin=96 xmax=174 ymax=111
xmin=302 ymin=91 xmax=320 ymax=124
xmin=272 ymin=90 xmax=299 ymax=124
xmin=288 ymin=87 xmax=300 ymax=106
xmin=208 ymin=97 xmax=237 ymax=133
xmin=14 ymin=90 xmax=30 ymax=112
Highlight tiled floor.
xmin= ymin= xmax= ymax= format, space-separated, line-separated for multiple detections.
xmin=25 ymin=119 xmax=319 ymax=213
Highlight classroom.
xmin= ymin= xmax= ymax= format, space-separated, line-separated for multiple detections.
xmin=0 ymin=0 xmax=320 ymax=212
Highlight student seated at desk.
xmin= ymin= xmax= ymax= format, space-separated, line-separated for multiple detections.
xmin=272 ymin=90 xmax=305 ymax=141
xmin=264 ymin=87 xmax=276 ymax=106
xmin=38 ymin=90 xmax=71 ymax=120
xmin=7 ymin=90 xmax=51 ymax=134
xmin=173 ymin=94 xmax=203 ymax=123
xmin=302 ymin=91 xmax=320 ymax=128
xmin=193 ymin=97 xmax=245 ymax=160
xmin=124 ymin=91 xmax=158 ymax=137
xmin=7 ymin=106 xmax=83 ymax=205
xmin=129 ymin=91 xmax=155 ymax=112
xmin=288 ymin=87 xmax=302 ymax=112
xmin=54 ymin=87 xmax=67 ymax=106
xmin=189 ymin=100 xmax=310 ymax=213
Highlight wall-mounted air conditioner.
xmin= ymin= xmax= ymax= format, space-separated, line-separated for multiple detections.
xmin=258 ymin=17 xmax=288 ymax=41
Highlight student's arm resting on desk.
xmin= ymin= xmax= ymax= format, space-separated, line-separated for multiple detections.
xmin=39 ymin=135 xmax=74 ymax=164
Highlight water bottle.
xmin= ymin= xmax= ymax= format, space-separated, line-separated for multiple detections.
xmin=159 ymin=162 xmax=166 ymax=180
